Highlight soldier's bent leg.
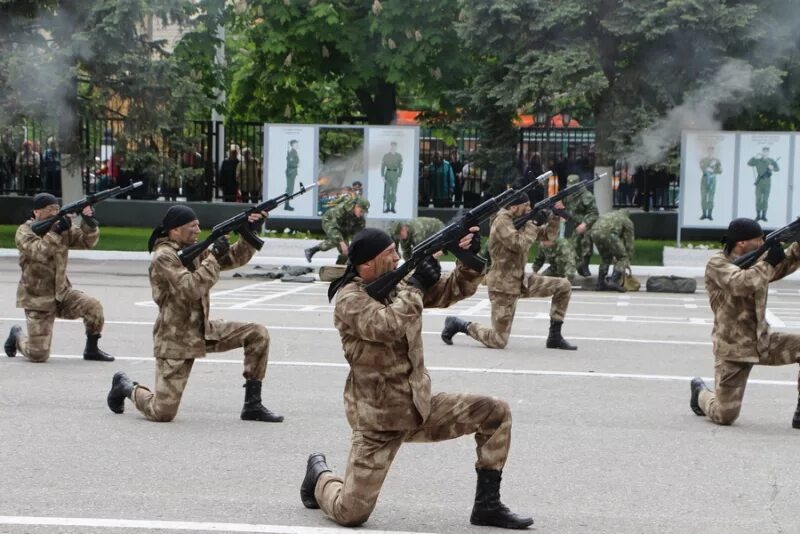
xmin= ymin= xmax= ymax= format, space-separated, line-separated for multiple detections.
xmin=133 ymin=358 xmax=194 ymax=422
xmin=315 ymin=430 xmax=405 ymax=527
xmin=698 ymin=360 xmax=752 ymax=425
xmin=756 ymin=332 xmax=800 ymax=427
xmin=58 ymin=289 xmax=105 ymax=334
xmin=466 ymin=292 xmax=518 ymax=349
xmin=522 ymin=273 xmax=571 ymax=322
xmin=19 ymin=310 xmax=56 ymax=362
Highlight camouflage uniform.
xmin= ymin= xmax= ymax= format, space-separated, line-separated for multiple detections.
xmin=562 ymin=174 xmax=599 ymax=267
xmin=532 ymin=237 xmax=577 ymax=279
xmin=590 ymin=210 xmax=634 ymax=272
xmin=236 ymin=156 xmax=262 ymax=203
xmin=131 ymin=237 xmax=271 ymax=422
xmin=13 ymin=218 xmax=103 ymax=362
xmin=388 ymin=217 xmax=445 ymax=261
xmin=698 ymin=245 xmax=800 ymax=424
xmin=381 ymin=150 xmax=403 ymax=213
xmin=318 ymin=197 xmax=369 ymax=264
xmin=315 ymin=264 xmax=513 ymax=527
xmin=466 ymin=209 xmax=569 ymax=349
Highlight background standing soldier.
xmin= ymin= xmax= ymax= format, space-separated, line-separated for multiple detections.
xmin=388 ymin=217 xmax=445 ymax=261
xmin=562 ymin=174 xmax=599 ymax=277
xmin=381 ymin=141 xmax=402 ymax=213
xmin=106 ymin=205 xmax=283 ymax=423
xmin=285 ymin=140 xmax=299 ymax=211
xmin=5 ymin=193 xmax=113 ymax=363
xmin=691 ymin=218 xmax=800 ymax=428
xmin=304 ymin=197 xmax=369 ymax=264
xmin=300 ymin=228 xmax=532 ymax=530
xmin=441 ymin=192 xmax=577 ymax=351
xmin=237 ymin=147 xmax=262 ymax=204
xmin=699 ymin=145 xmax=722 ymax=220
xmin=748 ymin=146 xmax=779 ymax=222
xmin=590 ymin=210 xmax=635 ymax=292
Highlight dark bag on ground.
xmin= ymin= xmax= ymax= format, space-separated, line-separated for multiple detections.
xmin=645 ymin=275 xmax=696 ymax=293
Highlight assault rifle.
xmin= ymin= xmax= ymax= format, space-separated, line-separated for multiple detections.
xmin=364 ymin=172 xmax=552 ymax=300
xmin=514 ymin=173 xmax=606 ymax=230
xmin=31 ymin=181 xmax=143 ymax=236
xmin=733 ymin=217 xmax=800 ymax=269
xmin=177 ymin=182 xmax=317 ymax=267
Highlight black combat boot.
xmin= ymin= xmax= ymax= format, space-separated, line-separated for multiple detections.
xmin=690 ymin=377 xmax=711 ymax=416
xmin=4 ymin=325 xmax=21 ymax=357
xmin=301 ymin=452 xmax=332 ymax=509
xmin=304 ymin=245 xmax=320 ymax=263
xmin=107 ymin=371 xmax=137 ymax=414
xmin=441 ymin=316 xmax=470 ymax=345
xmin=470 ymin=469 xmax=533 ymax=529
xmin=577 ymin=257 xmax=592 ymax=278
xmin=606 ymin=269 xmax=626 ymax=292
xmin=596 ymin=264 xmax=609 ymax=291
xmin=545 ymin=320 xmax=577 ymax=350
xmin=285 ymin=201 xmax=294 ymax=211
xmin=83 ymin=333 xmax=114 ymax=361
xmin=241 ymin=379 xmax=284 ymax=422
xmin=792 ymin=395 xmax=800 ymax=429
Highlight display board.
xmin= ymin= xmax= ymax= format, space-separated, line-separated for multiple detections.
xmin=365 ymin=126 xmax=419 ymax=220
xmin=263 ymin=125 xmax=317 ymax=217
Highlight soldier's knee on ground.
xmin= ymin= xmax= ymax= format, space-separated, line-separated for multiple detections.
xmin=491 ymin=334 xmax=510 ymax=349
xmin=152 ymin=403 xmax=181 ymax=423
xmin=337 ymin=507 xmax=373 ymax=528
xmin=26 ymin=349 xmax=50 ymax=363
xmin=712 ymin=405 xmax=742 ymax=426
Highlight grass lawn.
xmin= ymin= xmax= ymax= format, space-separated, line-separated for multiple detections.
xmin=0 ymin=225 xmax=714 ymax=266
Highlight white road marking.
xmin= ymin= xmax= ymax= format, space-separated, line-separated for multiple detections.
xmin=765 ymin=309 xmax=786 ymax=327
xmin=0 ymin=516 xmax=430 ymax=534
xmin=38 ymin=354 xmax=795 ymax=386
xmin=462 ymin=298 xmax=490 ymax=315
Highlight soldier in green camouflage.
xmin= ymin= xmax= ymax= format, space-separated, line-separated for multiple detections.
xmin=590 ymin=210 xmax=635 ymax=292
xmin=4 ymin=193 xmax=114 ymax=363
xmin=699 ymin=145 xmax=722 ymax=220
xmin=381 ymin=141 xmax=402 ymax=213
xmin=387 ymin=217 xmax=444 ymax=261
xmin=300 ymin=228 xmax=532 ymax=530
xmin=285 ymin=140 xmax=299 ymax=211
xmin=747 ymin=146 xmax=780 ymax=222
xmin=532 ymin=237 xmax=577 ymax=280
xmin=562 ymin=174 xmax=599 ymax=277
xmin=105 ymin=205 xmax=283 ymax=423
xmin=691 ymin=218 xmax=800 ymax=429
xmin=305 ymin=197 xmax=370 ymax=264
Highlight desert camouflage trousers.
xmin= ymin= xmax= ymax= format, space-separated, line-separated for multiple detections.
xmin=315 ymin=392 xmax=511 ymax=527
xmin=133 ymin=321 xmax=270 ymax=422
xmin=699 ymin=332 xmax=800 ymax=425
xmin=467 ymin=274 xmax=572 ymax=349
xmin=18 ymin=289 xmax=104 ymax=362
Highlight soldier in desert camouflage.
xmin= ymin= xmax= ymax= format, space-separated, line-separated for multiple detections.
xmin=441 ymin=192 xmax=577 ymax=351
xmin=5 ymin=193 xmax=114 ymax=363
xmin=299 ymin=228 xmax=532 ymax=530
xmin=105 ymin=205 xmax=283 ymax=423
xmin=691 ymin=218 xmax=800 ymax=429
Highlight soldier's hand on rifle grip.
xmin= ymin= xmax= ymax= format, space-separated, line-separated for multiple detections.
xmin=51 ymin=216 xmax=71 ymax=235
xmin=409 ymin=256 xmax=441 ymax=293
xmin=765 ymin=242 xmax=786 ymax=267
xmin=532 ymin=209 xmax=550 ymax=226
xmin=210 ymin=236 xmax=231 ymax=260
xmin=468 ymin=230 xmax=482 ymax=255
xmin=247 ymin=210 xmax=268 ymax=232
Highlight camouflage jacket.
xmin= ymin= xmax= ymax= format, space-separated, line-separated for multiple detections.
xmin=705 ymin=245 xmax=800 ymax=363
xmin=485 ymin=208 xmax=559 ymax=295
xmin=16 ymin=219 xmax=99 ymax=311
xmin=149 ymin=236 xmax=256 ymax=359
xmin=562 ymin=189 xmax=599 ymax=227
xmin=321 ymin=200 xmax=365 ymax=243
xmin=392 ymin=217 xmax=444 ymax=261
xmin=591 ymin=210 xmax=635 ymax=256
xmin=333 ymin=263 xmax=482 ymax=431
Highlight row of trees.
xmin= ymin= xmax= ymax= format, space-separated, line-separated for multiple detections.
xmin=1 ymin=0 xmax=799 ymax=185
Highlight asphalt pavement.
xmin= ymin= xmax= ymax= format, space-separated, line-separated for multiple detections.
xmin=2 ymin=255 xmax=800 ymax=534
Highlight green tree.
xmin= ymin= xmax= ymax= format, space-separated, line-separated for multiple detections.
xmin=227 ymin=0 xmax=469 ymax=124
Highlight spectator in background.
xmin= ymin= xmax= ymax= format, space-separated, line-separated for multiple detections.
xmin=237 ymin=147 xmax=262 ymax=204
xmin=42 ymin=137 xmax=61 ymax=197
xmin=428 ymin=151 xmax=455 ymax=208
xmin=16 ymin=141 xmax=40 ymax=196
xmin=449 ymin=149 xmax=464 ymax=207
xmin=219 ymin=146 xmax=240 ymax=202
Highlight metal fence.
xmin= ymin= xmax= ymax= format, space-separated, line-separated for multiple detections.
xmin=612 ymin=160 xmax=679 ymax=211
xmin=0 ymin=119 xmax=62 ymax=196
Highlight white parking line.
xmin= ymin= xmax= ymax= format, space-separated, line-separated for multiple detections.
xmin=0 ymin=516 xmax=430 ymax=534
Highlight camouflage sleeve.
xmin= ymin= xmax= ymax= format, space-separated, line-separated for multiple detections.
xmin=770 ymin=242 xmax=800 ymax=281
xmin=422 ymin=262 xmax=483 ymax=308
xmin=622 ymin=219 xmax=635 ymax=257
xmin=152 ymin=246 xmax=221 ymax=301
xmin=495 ymin=215 xmax=537 ymax=254
xmin=322 ymin=210 xmax=345 ymax=243
xmin=531 ymin=247 xmax=545 ymax=272
xmin=216 ymin=237 xmax=257 ymax=271
xmin=706 ymin=254 xmax=773 ymax=297
xmin=582 ymin=196 xmax=599 ymax=227
xmin=15 ymin=223 xmax=61 ymax=259
xmin=67 ymin=219 xmax=99 ymax=250
xmin=335 ymin=284 xmax=423 ymax=343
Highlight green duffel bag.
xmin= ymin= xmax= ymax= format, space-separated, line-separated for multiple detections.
xmin=645 ymin=275 xmax=697 ymax=293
